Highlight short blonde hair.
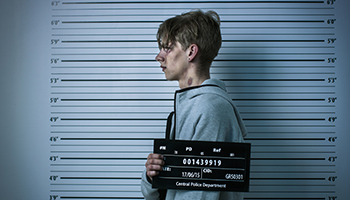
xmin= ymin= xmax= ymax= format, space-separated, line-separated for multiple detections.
xmin=157 ymin=9 xmax=222 ymax=70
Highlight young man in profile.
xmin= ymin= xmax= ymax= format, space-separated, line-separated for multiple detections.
xmin=141 ymin=9 xmax=247 ymax=200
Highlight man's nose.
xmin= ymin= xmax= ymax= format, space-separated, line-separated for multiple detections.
xmin=155 ymin=51 xmax=164 ymax=62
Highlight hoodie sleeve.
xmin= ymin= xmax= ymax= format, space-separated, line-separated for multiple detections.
xmin=141 ymin=169 xmax=160 ymax=200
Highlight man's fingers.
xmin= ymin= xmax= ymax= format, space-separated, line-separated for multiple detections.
xmin=147 ymin=162 xmax=163 ymax=171
xmin=146 ymin=170 xmax=159 ymax=178
xmin=145 ymin=153 xmax=165 ymax=179
xmin=146 ymin=153 xmax=164 ymax=166
xmin=147 ymin=153 xmax=164 ymax=160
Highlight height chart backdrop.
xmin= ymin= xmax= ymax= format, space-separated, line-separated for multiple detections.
xmin=0 ymin=0 xmax=349 ymax=200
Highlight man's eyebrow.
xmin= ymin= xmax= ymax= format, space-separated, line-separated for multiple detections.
xmin=160 ymin=42 xmax=174 ymax=50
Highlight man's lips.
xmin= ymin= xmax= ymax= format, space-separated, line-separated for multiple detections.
xmin=160 ymin=66 xmax=166 ymax=71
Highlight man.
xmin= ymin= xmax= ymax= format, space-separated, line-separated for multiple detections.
xmin=141 ymin=9 xmax=247 ymax=200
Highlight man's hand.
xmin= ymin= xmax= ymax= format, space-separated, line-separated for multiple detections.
xmin=145 ymin=153 xmax=164 ymax=181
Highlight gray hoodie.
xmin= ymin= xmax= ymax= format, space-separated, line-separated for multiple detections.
xmin=141 ymin=79 xmax=248 ymax=200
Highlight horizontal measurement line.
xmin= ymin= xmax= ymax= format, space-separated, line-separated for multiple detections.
xmin=50 ymin=85 xmax=173 ymax=88
xmin=62 ymin=21 xmax=160 ymax=24
xmin=61 ymin=40 xmax=155 ymax=42
xmin=52 ymin=191 xmax=140 ymax=193
xmin=53 ymin=72 xmax=334 ymax=75
xmin=61 ymin=20 xmax=325 ymax=24
xmin=51 ymin=151 xmax=336 ymax=154
xmin=61 ymin=59 xmax=153 ymax=62
xmin=250 ymin=171 xmax=335 ymax=173
xmin=52 ymin=170 xmax=336 ymax=174
xmin=51 ymin=151 xmax=150 ymax=153
xmin=246 ymin=125 xmax=335 ymax=127
xmin=51 ymin=171 xmax=141 ymax=173
xmin=62 ymin=1 xmax=325 ymax=4
xmin=52 ymin=53 xmax=155 ymax=56
xmin=52 ymin=33 xmax=335 ymax=37
xmin=51 ymin=86 xmax=335 ymax=88
xmin=58 ymin=138 xmax=327 ymax=141
xmin=59 ymin=78 xmax=326 ymax=82
xmin=60 ymin=138 xmax=153 ymax=140
xmin=51 ymin=184 xmax=141 ymax=186
xmin=60 ymin=177 xmax=140 ymax=180
xmin=251 ymin=158 xmax=325 ymax=160
xmin=244 ymin=198 xmax=325 ymax=200
xmin=51 ymin=112 xmax=168 ymax=114
xmin=243 ymin=118 xmax=325 ymax=121
xmin=51 ymin=47 xmax=335 ymax=50
xmin=252 ymin=152 xmax=336 ymax=153
xmin=60 ymin=99 xmax=173 ymax=101
xmin=52 ymin=14 xmax=335 ymax=17
xmin=253 ymin=164 xmax=335 ymax=166
xmin=51 ymin=164 xmax=144 ymax=166
xmin=248 ymin=132 xmax=334 ymax=134
xmin=56 ymin=130 xmax=159 ymax=133
xmin=51 ymin=105 xmax=333 ymax=108
xmin=60 ymin=118 xmax=166 ymax=121
xmin=50 ymin=85 xmax=198 ymax=87
xmin=250 ymin=184 xmax=335 ymax=186
xmin=60 ymin=59 xmax=326 ymax=62
xmin=251 ymin=145 xmax=335 ymax=147
xmin=226 ymin=40 xmax=325 ymax=42
xmin=245 ymin=138 xmax=325 ymax=140
xmin=234 ymin=99 xmax=325 ymax=101
xmin=58 ymin=98 xmax=327 ymax=102
xmin=53 ymin=27 xmax=334 ymax=30
xmin=223 ymin=79 xmax=325 ymax=81
xmin=248 ymin=191 xmax=335 ymax=193
xmin=60 ymin=79 xmax=166 ymax=81
xmin=51 ymin=112 xmax=335 ymax=115
xmin=58 ymin=118 xmax=328 ymax=121
xmin=241 ymin=112 xmax=335 ymax=114
xmin=51 ymin=125 xmax=164 ymax=127
xmin=52 ymin=33 xmax=151 ymax=36
xmin=52 ymin=53 xmax=335 ymax=56
xmin=51 ymin=144 xmax=335 ymax=147
xmin=60 ymin=157 xmax=146 ymax=160
xmin=216 ymin=59 xmax=325 ymax=61
xmin=61 ymin=39 xmax=324 ymax=43
xmin=250 ymin=177 xmax=325 ymax=180
xmin=51 ymin=92 xmax=335 ymax=95
xmin=237 ymin=105 xmax=334 ymax=107
xmin=58 ymin=157 xmax=327 ymax=160
xmin=51 ymin=144 xmax=151 ymax=146
xmin=220 ymin=46 xmax=335 ymax=48
xmin=52 ymin=7 xmax=334 ymax=10
xmin=60 ymin=197 xmax=143 ymax=199
xmin=51 ymin=164 xmax=333 ymax=167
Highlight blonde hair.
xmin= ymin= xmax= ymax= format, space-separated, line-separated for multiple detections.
xmin=157 ymin=9 xmax=222 ymax=70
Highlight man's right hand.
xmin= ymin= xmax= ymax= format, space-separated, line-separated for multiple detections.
xmin=145 ymin=153 xmax=165 ymax=181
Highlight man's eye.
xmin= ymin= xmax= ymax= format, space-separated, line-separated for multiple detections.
xmin=163 ymin=47 xmax=171 ymax=52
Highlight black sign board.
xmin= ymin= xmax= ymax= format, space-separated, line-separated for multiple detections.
xmin=152 ymin=139 xmax=251 ymax=192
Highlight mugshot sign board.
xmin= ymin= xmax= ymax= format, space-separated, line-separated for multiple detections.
xmin=152 ymin=139 xmax=251 ymax=192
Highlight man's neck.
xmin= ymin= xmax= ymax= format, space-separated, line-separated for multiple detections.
xmin=178 ymin=74 xmax=210 ymax=89
xmin=177 ymin=61 xmax=210 ymax=89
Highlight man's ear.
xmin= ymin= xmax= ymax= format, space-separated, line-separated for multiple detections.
xmin=187 ymin=44 xmax=199 ymax=62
